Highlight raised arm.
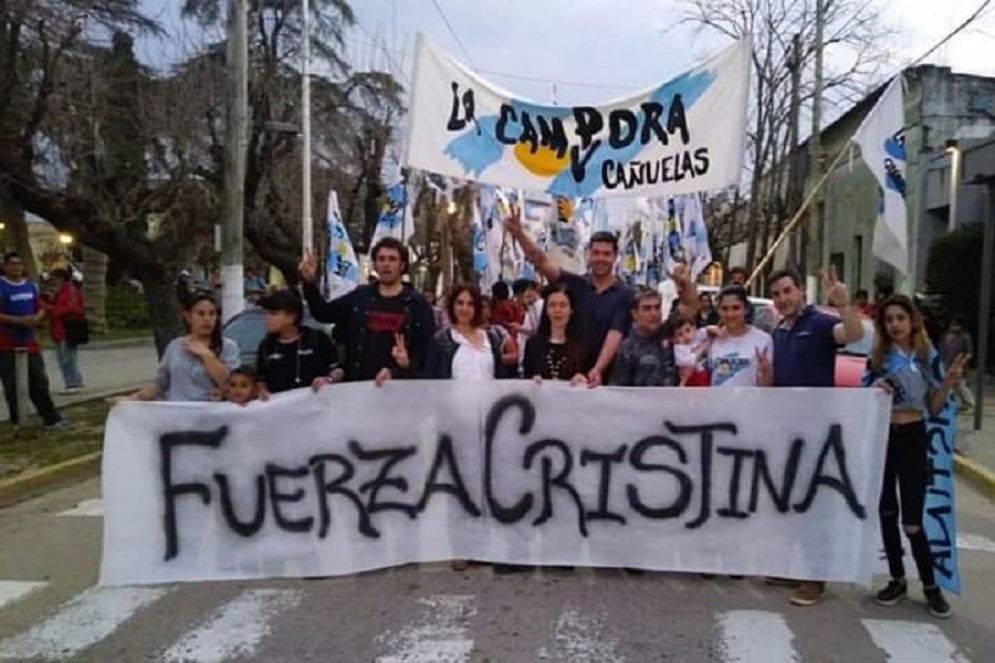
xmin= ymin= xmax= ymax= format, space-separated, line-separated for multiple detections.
xmin=299 ymin=250 xmax=354 ymax=324
xmin=503 ymin=209 xmax=562 ymax=284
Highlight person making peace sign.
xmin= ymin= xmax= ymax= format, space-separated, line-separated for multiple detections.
xmin=864 ymin=294 xmax=967 ymax=620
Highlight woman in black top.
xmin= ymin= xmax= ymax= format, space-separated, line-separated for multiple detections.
xmin=522 ymin=283 xmax=588 ymax=384
xmin=255 ymin=289 xmax=341 ymax=398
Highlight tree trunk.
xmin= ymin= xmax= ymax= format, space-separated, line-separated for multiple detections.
xmin=81 ymin=246 xmax=108 ymax=333
xmin=137 ymin=273 xmax=183 ymax=359
xmin=0 ymin=185 xmax=38 ymax=279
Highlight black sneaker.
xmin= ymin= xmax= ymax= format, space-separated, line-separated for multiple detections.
xmin=925 ymin=587 xmax=952 ymax=619
xmin=875 ymin=579 xmax=908 ymax=606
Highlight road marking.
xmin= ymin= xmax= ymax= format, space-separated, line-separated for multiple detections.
xmin=56 ymin=498 xmax=103 ymax=517
xmin=0 ymin=585 xmax=170 ymax=661
xmin=957 ymin=532 xmax=995 ymax=554
xmin=862 ymin=619 xmax=971 ymax=662
xmin=376 ymin=594 xmax=475 ymax=662
xmin=0 ymin=581 xmax=47 ymax=610
xmin=716 ymin=610 xmax=799 ymax=662
xmin=162 ymin=588 xmax=303 ymax=663
xmin=537 ymin=608 xmax=624 ymax=662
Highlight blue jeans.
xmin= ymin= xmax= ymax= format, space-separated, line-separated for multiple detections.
xmin=56 ymin=341 xmax=83 ymax=389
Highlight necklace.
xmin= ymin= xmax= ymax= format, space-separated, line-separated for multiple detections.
xmin=544 ymin=345 xmax=569 ymax=381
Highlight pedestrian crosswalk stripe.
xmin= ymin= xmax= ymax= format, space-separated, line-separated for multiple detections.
xmin=956 ymin=533 xmax=995 ymax=554
xmin=0 ymin=580 xmax=47 ymax=611
xmin=55 ymin=499 xmax=103 ymax=517
xmin=376 ymin=594 xmax=475 ymax=662
xmin=861 ymin=619 xmax=971 ymax=662
xmin=717 ymin=610 xmax=800 ymax=662
xmin=540 ymin=608 xmax=625 ymax=662
xmin=0 ymin=586 xmax=170 ymax=661
xmin=162 ymin=589 xmax=303 ymax=663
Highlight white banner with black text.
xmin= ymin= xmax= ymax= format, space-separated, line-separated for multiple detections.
xmin=404 ymin=34 xmax=750 ymax=199
xmin=100 ymin=382 xmax=890 ymax=587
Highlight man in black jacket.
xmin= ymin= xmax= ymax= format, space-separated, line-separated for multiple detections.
xmin=299 ymin=237 xmax=436 ymax=384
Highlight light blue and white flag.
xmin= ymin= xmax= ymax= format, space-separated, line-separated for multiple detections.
xmin=853 ymin=75 xmax=908 ymax=275
xmin=369 ymin=181 xmax=410 ymax=247
xmin=681 ymin=193 xmax=713 ymax=279
xmin=324 ymin=191 xmax=359 ymax=300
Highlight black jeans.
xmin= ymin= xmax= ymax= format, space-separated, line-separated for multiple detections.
xmin=0 ymin=350 xmax=61 ymax=426
xmin=879 ymin=419 xmax=935 ymax=586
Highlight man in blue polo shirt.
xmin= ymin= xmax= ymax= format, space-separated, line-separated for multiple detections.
xmin=767 ymin=266 xmax=864 ymax=607
xmin=0 ymin=252 xmax=68 ymax=430
xmin=505 ymin=212 xmax=698 ymax=386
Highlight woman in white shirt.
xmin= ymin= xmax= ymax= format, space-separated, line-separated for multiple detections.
xmin=708 ymin=285 xmax=773 ymax=387
xmin=425 ymin=284 xmax=508 ymax=380
xmin=424 ymin=284 xmax=509 ymax=573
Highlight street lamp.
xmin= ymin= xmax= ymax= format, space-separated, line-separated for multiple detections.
xmin=946 ymin=139 xmax=960 ymax=232
xmin=58 ymin=233 xmax=74 ymax=245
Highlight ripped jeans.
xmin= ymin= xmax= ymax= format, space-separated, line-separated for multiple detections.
xmin=879 ymin=420 xmax=935 ymax=586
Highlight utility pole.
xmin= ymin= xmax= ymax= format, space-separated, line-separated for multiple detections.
xmin=301 ymin=0 xmax=313 ymax=254
xmin=221 ymin=0 xmax=248 ymax=323
xmin=806 ymin=0 xmax=827 ymax=299
xmin=787 ymin=33 xmax=803 ymax=271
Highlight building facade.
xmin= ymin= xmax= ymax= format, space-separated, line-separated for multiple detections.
xmin=814 ymin=65 xmax=995 ymax=295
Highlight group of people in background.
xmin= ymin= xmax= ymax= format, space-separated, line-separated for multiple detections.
xmin=0 ymin=252 xmax=88 ymax=431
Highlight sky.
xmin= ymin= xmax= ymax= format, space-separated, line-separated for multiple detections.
xmin=137 ymin=0 xmax=995 ymax=109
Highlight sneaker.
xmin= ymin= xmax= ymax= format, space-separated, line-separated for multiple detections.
xmin=790 ymin=581 xmax=826 ymax=606
xmin=925 ymin=587 xmax=952 ymax=619
xmin=45 ymin=419 xmax=73 ymax=431
xmin=875 ymin=578 xmax=908 ymax=606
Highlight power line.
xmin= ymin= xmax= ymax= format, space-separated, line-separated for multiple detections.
xmin=907 ymin=0 xmax=994 ymax=67
xmin=427 ymin=0 xmax=476 ymax=68
xmin=343 ymin=33 xmax=639 ymax=92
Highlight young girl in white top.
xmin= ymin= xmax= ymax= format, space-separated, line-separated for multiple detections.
xmin=707 ymin=285 xmax=773 ymax=387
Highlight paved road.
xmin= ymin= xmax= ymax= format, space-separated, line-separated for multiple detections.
xmin=0 ymin=342 xmax=157 ymax=422
xmin=0 ymin=478 xmax=992 ymax=662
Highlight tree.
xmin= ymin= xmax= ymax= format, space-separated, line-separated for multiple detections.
xmin=682 ymin=0 xmax=888 ymax=279
xmin=0 ymin=2 xmax=217 ymax=354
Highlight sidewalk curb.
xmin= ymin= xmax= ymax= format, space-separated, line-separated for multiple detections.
xmin=954 ymin=455 xmax=995 ymax=502
xmin=84 ymin=337 xmax=153 ymax=351
xmin=0 ymin=452 xmax=102 ymax=508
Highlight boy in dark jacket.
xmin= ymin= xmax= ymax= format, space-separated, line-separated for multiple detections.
xmin=300 ymin=238 xmax=436 ymax=384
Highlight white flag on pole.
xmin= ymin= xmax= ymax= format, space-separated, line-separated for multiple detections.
xmin=681 ymin=193 xmax=713 ymax=280
xmin=324 ymin=191 xmax=359 ymax=300
xmin=852 ymin=76 xmax=908 ymax=276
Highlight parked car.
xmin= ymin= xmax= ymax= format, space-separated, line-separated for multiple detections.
xmin=221 ymin=306 xmax=330 ymax=368
xmin=827 ymin=308 xmax=875 ymax=387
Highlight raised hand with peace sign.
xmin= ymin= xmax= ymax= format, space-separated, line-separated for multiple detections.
xmin=942 ymin=353 xmax=971 ymax=390
xmin=755 ymin=346 xmax=774 ymax=386
xmin=821 ymin=265 xmax=850 ymax=308
xmin=391 ymin=332 xmax=410 ymax=369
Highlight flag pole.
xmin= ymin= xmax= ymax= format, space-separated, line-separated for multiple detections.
xmin=301 ymin=0 xmax=313 ymax=255
xmin=745 ymin=144 xmax=849 ymax=289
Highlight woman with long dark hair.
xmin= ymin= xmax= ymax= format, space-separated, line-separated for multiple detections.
xmin=522 ymin=283 xmax=588 ymax=384
xmin=121 ymin=292 xmax=240 ymax=401
xmin=864 ymin=295 xmax=967 ymax=619
xmin=707 ymin=285 xmax=773 ymax=387
xmin=424 ymin=284 xmax=508 ymax=381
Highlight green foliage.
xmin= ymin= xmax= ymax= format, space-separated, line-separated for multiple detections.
xmin=105 ymin=284 xmax=151 ymax=329
xmin=925 ymin=225 xmax=983 ymax=319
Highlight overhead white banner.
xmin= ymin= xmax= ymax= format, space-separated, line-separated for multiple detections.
xmin=404 ymin=35 xmax=751 ymax=199
xmin=100 ymin=382 xmax=889 ymax=587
